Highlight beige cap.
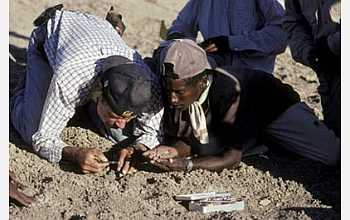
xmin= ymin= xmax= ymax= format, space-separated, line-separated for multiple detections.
xmin=160 ymin=39 xmax=216 ymax=79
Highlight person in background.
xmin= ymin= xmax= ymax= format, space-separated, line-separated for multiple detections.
xmin=10 ymin=6 xmax=163 ymax=175
xmin=144 ymin=0 xmax=289 ymax=157
xmin=105 ymin=6 xmax=126 ymax=37
xmin=143 ymin=39 xmax=340 ymax=173
xmin=282 ymin=0 xmax=340 ymax=138
xmin=166 ymin=0 xmax=288 ymax=74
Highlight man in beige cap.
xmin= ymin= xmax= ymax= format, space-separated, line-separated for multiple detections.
xmin=143 ymin=39 xmax=340 ymax=172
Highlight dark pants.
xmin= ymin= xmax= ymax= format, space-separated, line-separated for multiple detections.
xmin=317 ymin=70 xmax=341 ymax=138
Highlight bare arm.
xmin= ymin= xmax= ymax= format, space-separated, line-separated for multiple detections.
xmin=190 ymin=148 xmax=242 ymax=172
xmin=145 ymin=147 xmax=242 ymax=173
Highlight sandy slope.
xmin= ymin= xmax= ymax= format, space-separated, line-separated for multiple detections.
xmin=9 ymin=0 xmax=340 ymax=219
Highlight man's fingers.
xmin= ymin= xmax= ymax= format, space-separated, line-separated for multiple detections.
xmin=117 ymin=148 xmax=132 ymax=171
xmin=145 ymin=151 xmax=156 ymax=160
xmin=203 ymin=43 xmax=216 ymax=52
xmin=81 ymin=163 xmax=106 ymax=174
xmin=16 ymin=182 xmax=27 ymax=190
xmin=117 ymin=152 xmax=128 ymax=171
xmin=142 ymin=150 xmax=151 ymax=157
xmin=9 ymin=171 xmax=18 ymax=182
xmin=121 ymin=159 xmax=131 ymax=175
xmin=127 ymin=166 xmax=138 ymax=174
xmin=20 ymin=195 xmax=39 ymax=207
xmin=207 ymin=47 xmax=218 ymax=53
xmin=82 ymin=170 xmax=90 ymax=174
xmin=10 ymin=188 xmax=39 ymax=207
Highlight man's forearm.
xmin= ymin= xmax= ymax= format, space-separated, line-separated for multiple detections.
xmin=191 ymin=149 xmax=242 ymax=172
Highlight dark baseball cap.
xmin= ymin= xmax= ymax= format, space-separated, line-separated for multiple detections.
xmin=160 ymin=39 xmax=217 ymax=79
xmin=101 ymin=55 xmax=152 ymax=118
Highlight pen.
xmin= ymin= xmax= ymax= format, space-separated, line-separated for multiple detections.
xmin=99 ymin=160 xmax=119 ymax=165
xmin=94 ymin=157 xmax=119 ymax=164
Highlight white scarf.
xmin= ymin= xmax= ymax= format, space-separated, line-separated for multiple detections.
xmin=175 ymin=75 xmax=213 ymax=144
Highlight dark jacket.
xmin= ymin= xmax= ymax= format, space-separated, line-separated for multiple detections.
xmin=163 ymin=67 xmax=300 ymax=156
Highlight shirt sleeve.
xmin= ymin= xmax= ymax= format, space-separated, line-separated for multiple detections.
xmin=166 ymin=0 xmax=200 ymax=40
xmin=167 ymin=0 xmax=288 ymax=59
xmin=132 ymin=54 xmax=164 ymax=149
xmin=31 ymin=10 xmax=159 ymax=162
xmin=282 ymin=0 xmax=314 ymax=67
xmin=31 ymin=73 xmax=77 ymax=163
xmin=229 ymin=0 xmax=288 ymax=56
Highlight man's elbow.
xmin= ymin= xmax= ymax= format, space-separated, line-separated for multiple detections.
xmin=223 ymin=148 xmax=242 ymax=169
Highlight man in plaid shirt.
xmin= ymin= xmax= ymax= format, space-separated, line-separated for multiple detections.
xmin=10 ymin=8 xmax=163 ymax=174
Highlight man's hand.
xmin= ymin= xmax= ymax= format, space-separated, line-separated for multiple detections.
xmin=62 ymin=146 xmax=109 ymax=174
xmin=143 ymin=146 xmax=191 ymax=172
xmin=115 ymin=146 xmax=139 ymax=175
xmin=151 ymin=157 xmax=190 ymax=172
xmin=113 ymin=142 xmax=150 ymax=175
xmin=199 ymin=36 xmax=230 ymax=53
xmin=9 ymin=171 xmax=39 ymax=207
xmin=143 ymin=145 xmax=179 ymax=162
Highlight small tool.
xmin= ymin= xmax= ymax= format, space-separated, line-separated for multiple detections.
xmin=99 ymin=161 xmax=119 ymax=165
xmin=94 ymin=156 xmax=119 ymax=164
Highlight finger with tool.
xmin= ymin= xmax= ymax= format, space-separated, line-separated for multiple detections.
xmin=62 ymin=146 xmax=109 ymax=174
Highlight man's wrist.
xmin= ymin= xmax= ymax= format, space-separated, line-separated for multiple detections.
xmin=62 ymin=146 xmax=79 ymax=162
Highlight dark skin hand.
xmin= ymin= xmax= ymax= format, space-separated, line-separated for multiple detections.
xmin=143 ymin=144 xmax=193 ymax=172
xmin=200 ymin=42 xmax=218 ymax=53
xmin=62 ymin=146 xmax=109 ymax=174
xmin=198 ymin=36 xmax=230 ymax=53
xmin=154 ymin=157 xmax=189 ymax=172
xmin=143 ymin=145 xmax=190 ymax=171
xmin=9 ymin=171 xmax=39 ymax=207
xmin=143 ymin=145 xmax=179 ymax=160
xmin=144 ymin=146 xmax=242 ymax=172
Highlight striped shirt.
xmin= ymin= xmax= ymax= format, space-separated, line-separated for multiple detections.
xmin=166 ymin=0 xmax=288 ymax=74
xmin=32 ymin=10 xmax=163 ymax=163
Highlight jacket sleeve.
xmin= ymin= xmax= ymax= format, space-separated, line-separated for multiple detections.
xmin=282 ymin=0 xmax=314 ymax=67
xmin=133 ymin=57 xmax=164 ymax=149
xmin=229 ymin=0 xmax=288 ymax=57
xmin=166 ymin=0 xmax=200 ymax=40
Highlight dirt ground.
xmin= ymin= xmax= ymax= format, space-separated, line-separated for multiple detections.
xmin=9 ymin=0 xmax=341 ymax=219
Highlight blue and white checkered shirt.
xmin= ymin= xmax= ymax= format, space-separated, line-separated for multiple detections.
xmin=32 ymin=10 xmax=163 ymax=163
xmin=166 ymin=0 xmax=288 ymax=74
